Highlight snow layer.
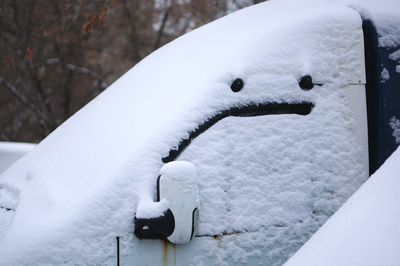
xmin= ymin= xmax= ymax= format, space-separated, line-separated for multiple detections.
xmin=389 ymin=49 xmax=400 ymax=62
xmin=0 ymin=0 xmax=396 ymax=265
xmin=136 ymin=161 xmax=197 ymax=219
xmin=159 ymin=161 xmax=197 ymax=185
xmin=389 ymin=116 xmax=400 ymax=144
xmin=0 ymin=142 xmax=36 ymax=174
xmin=381 ymin=67 xmax=390 ymax=82
xmin=350 ymin=0 xmax=400 ymax=48
xmin=285 ymin=147 xmax=400 ymax=266
xmin=179 ymin=81 xmax=367 ymax=263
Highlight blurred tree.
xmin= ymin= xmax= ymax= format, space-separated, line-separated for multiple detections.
xmin=0 ymin=0 xmax=265 ymax=143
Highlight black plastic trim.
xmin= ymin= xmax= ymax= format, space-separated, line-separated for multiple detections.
xmin=191 ymin=208 xmax=199 ymax=240
xmin=134 ymin=209 xmax=175 ymax=240
xmin=135 ymin=174 xmax=175 ymax=240
xmin=116 ymin=236 xmax=120 ymax=266
xmin=362 ymin=19 xmax=384 ymax=175
xmin=156 ymin=175 xmax=162 ymax=201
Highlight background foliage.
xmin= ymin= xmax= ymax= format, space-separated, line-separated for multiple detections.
xmin=0 ymin=0 xmax=264 ymax=142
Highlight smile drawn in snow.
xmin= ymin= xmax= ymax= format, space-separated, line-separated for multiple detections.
xmin=162 ymin=77 xmax=315 ymax=163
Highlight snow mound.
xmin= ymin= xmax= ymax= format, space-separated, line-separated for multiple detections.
xmin=160 ymin=161 xmax=197 ymax=184
xmin=285 ymin=147 xmax=400 ymax=266
xmin=0 ymin=142 xmax=35 ymax=174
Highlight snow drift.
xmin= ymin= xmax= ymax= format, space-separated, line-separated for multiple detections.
xmin=285 ymin=147 xmax=400 ymax=266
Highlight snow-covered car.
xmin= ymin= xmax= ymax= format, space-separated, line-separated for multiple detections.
xmin=285 ymin=145 xmax=400 ymax=266
xmin=0 ymin=142 xmax=36 ymax=175
xmin=0 ymin=0 xmax=399 ymax=265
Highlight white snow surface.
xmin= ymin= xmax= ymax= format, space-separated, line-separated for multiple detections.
xmin=285 ymin=147 xmax=400 ymax=266
xmin=136 ymin=161 xmax=197 ymax=219
xmin=389 ymin=49 xmax=400 ymax=62
xmin=178 ymin=83 xmax=368 ymax=264
xmin=350 ymin=0 xmax=400 ymax=48
xmin=0 ymin=142 xmax=36 ymax=174
xmin=0 ymin=0 xmax=397 ymax=265
xmin=159 ymin=161 xmax=197 ymax=184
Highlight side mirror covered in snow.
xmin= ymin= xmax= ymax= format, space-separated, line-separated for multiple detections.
xmin=135 ymin=161 xmax=199 ymax=244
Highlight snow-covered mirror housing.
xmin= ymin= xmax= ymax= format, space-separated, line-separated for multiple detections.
xmin=135 ymin=161 xmax=199 ymax=244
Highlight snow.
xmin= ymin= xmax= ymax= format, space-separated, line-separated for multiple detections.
xmin=389 ymin=49 xmax=400 ymax=62
xmin=375 ymin=15 xmax=400 ymax=48
xmin=135 ymin=161 xmax=197 ymax=219
xmin=135 ymin=198 xmax=169 ymax=219
xmin=0 ymin=0 xmax=397 ymax=265
xmin=388 ymin=49 xmax=400 ymax=74
xmin=159 ymin=161 xmax=197 ymax=186
xmin=381 ymin=67 xmax=390 ymax=82
xmin=178 ymin=80 xmax=368 ymax=263
xmin=0 ymin=142 xmax=36 ymax=174
xmin=351 ymin=0 xmax=400 ymax=48
xmin=284 ymin=147 xmax=400 ymax=266
xmin=389 ymin=116 xmax=400 ymax=144
xmin=159 ymin=161 xmax=199 ymax=244
xmin=0 ymin=184 xmax=19 ymax=239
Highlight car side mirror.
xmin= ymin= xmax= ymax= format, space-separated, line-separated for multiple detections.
xmin=134 ymin=161 xmax=199 ymax=244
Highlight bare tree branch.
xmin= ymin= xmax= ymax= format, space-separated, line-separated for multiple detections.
xmin=46 ymin=58 xmax=108 ymax=89
xmin=0 ymin=77 xmax=52 ymax=135
xmin=153 ymin=5 xmax=171 ymax=50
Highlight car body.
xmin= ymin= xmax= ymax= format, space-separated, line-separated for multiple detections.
xmin=0 ymin=0 xmax=399 ymax=265
xmin=0 ymin=142 xmax=36 ymax=175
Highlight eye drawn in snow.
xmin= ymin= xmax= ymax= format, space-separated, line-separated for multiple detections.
xmin=230 ymin=78 xmax=245 ymax=92
xmin=389 ymin=116 xmax=400 ymax=144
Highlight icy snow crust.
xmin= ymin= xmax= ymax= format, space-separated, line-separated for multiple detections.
xmin=285 ymin=147 xmax=400 ymax=266
xmin=0 ymin=0 xmax=391 ymax=265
